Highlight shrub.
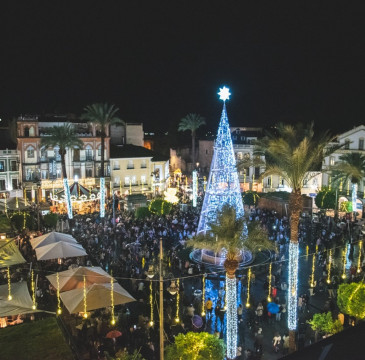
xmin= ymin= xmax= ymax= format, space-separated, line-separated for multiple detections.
xmin=135 ymin=207 xmax=151 ymax=219
xmin=43 ymin=213 xmax=59 ymax=229
xmin=149 ymin=199 xmax=172 ymax=215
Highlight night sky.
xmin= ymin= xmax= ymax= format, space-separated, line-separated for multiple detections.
xmin=2 ymin=2 xmax=365 ymax=135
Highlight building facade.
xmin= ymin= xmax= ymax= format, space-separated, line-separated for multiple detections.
xmin=110 ymin=144 xmax=169 ymax=196
xmin=16 ymin=114 xmax=111 ymax=200
xmin=0 ymin=129 xmax=20 ymax=197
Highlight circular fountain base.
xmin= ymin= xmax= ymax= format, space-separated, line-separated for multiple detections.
xmin=190 ymin=248 xmax=254 ymax=270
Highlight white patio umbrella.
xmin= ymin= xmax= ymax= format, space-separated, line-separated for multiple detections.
xmin=60 ymin=282 xmax=135 ymax=314
xmin=30 ymin=231 xmax=77 ymax=250
xmin=35 ymin=241 xmax=87 ymax=261
xmin=46 ymin=267 xmax=113 ymax=292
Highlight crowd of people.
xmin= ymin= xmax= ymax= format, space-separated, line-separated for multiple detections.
xmin=1 ymin=198 xmax=364 ymax=359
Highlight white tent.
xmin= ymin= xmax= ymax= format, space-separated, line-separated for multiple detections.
xmin=60 ymin=282 xmax=135 ymax=314
xmin=0 ymin=282 xmax=38 ymax=317
xmin=30 ymin=232 xmax=77 ymax=250
xmin=46 ymin=267 xmax=113 ymax=292
xmin=35 ymin=242 xmax=87 ymax=261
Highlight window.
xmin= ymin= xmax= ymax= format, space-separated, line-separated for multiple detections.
xmin=131 ymin=176 xmax=137 ymax=185
xmin=127 ymin=160 xmax=134 ymax=169
xmin=113 ymin=161 xmax=120 ymax=170
xmin=40 ymin=148 xmax=47 ymax=160
xmin=85 ymin=148 xmax=93 ymax=161
xmin=29 ymin=127 xmax=35 ymax=137
xmin=24 ymin=127 xmax=29 ymax=137
xmin=255 ymin=167 xmax=260 ymax=179
xmin=330 ymin=156 xmax=335 ymax=166
xmin=141 ymin=160 xmax=147 ymax=168
xmin=10 ymin=161 xmax=17 ymax=171
xmin=359 ymin=138 xmax=364 ymax=150
xmin=98 ymin=148 xmax=101 ymax=156
xmin=0 ymin=179 xmax=5 ymax=190
xmin=141 ymin=175 xmax=146 ymax=184
xmin=86 ymin=169 xmax=92 ymax=178
xmin=41 ymin=170 xmax=48 ymax=179
xmin=267 ymin=177 xmax=271 ymax=186
xmin=12 ymin=178 xmax=18 ymax=189
xmin=27 ymin=148 xmax=35 ymax=158
xmin=0 ymin=161 xmax=4 ymax=172
xmin=124 ymin=176 xmax=130 ymax=185
xmin=73 ymin=149 xmax=80 ymax=162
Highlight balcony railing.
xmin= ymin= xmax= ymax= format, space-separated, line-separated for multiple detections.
xmin=127 ymin=165 xmax=134 ymax=169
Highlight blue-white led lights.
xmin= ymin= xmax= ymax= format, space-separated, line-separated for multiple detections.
xmin=352 ymin=183 xmax=357 ymax=215
xmin=197 ymin=89 xmax=244 ymax=234
xmin=226 ymin=275 xmax=237 ymax=359
xmin=63 ymin=178 xmax=73 ymax=219
xmin=288 ymin=242 xmax=299 ymax=330
xmin=100 ymin=177 xmax=105 ymax=218
xmin=192 ymin=170 xmax=198 ymax=207
xmin=218 ymin=86 xmax=231 ymax=102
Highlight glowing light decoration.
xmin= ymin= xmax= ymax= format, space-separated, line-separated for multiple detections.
xmin=203 ymin=176 xmax=206 ymax=191
xmin=24 ymin=188 xmax=27 ymax=206
xmin=201 ymin=274 xmax=206 ymax=316
xmin=306 ymin=245 xmax=309 ymax=260
xmin=197 ymin=88 xmax=244 ymax=233
xmin=31 ymin=186 xmax=35 ymax=203
xmin=218 ymin=86 xmax=231 ymax=101
xmin=7 ymin=267 xmax=12 ymax=301
xmin=31 ymin=270 xmax=36 ymax=310
xmin=63 ymin=178 xmax=73 ymax=219
xmin=357 ymin=241 xmax=362 ymax=273
xmin=100 ymin=177 xmax=105 ymax=218
xmin=327 ymin=249 xmax=332 ymax=284
xmin=267 ymin=263 xmax=272 ymax=302
xmin=57 ymin=272 xmax=62 ymax=315
xmin=246 ymin=268 xmax=251 ymax=307
xmin=288 ymin=242 xmax=298 ymax=330
xmin=110 ymin=274 xmax=115 ymax=325
xmin=352 ymin=183 xmax=358 ymax=216
xmin=164 ymin=188 xmax=179 ymax=204
xmin=226 ymin=275 xmax=237 ymax=359
xmin=193 ymin=170 xmax=198 ymax=207
xmin=149 ymin=281 xmax=154 ymax=326
xmin=83 ymin=275 xmax=88 ymax=318
xmin=310 ymin=250 xmax=316 ymax=287
xmin=175 ymin=279 xmax=180 ymax=323
xmin=340 ymin=178 xmax=343 ymax=192
xmin=347 ymin=180 xmax=350 ymax=196
xmin=342 ymin=249 xmax=347 ymax=279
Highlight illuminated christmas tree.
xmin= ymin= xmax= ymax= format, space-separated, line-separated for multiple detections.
xmin=197 ymin=86 xmax=244 ymax=234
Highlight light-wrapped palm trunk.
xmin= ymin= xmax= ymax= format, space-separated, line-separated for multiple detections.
xmin=224 ymin=259 xmax=238 ymax=360
xmin=99 ymin=131 xmax=106 ymax=218
xmin=61 ymin=151 xmax=73 ymax=219
xmin=352 ymin=183 xmax=357 ymax=218
xmin=288 ymin=189 xmax=302 ymax=352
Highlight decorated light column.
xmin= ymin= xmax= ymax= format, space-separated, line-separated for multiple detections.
xmin=63 ymin=178 xmax=73 ymax=219
xmin=100 ymin=177 xmax=105 ymax=218
xmin=288 ymin=242 xmax=299 ymax=331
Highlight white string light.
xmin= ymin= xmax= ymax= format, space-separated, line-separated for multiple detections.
xmin=288 ymin=242 xmax=298 ymax=330
xmin=100 ymin=177 xmax=105 ymax=218
xmin=226 ymin=274 xmax=237 ymax=359
xmin=63 ymin=178 xmax=73 ymax=219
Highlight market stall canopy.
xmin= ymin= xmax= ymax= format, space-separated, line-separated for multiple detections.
xmin=35 ymin=241 xmax=87 ymax=260
xmin=46 ymin=266 xmax=113 ymax=292
xmin=60 ymin=282 xmax=135 ymax=314
xmin=0 ymin=239 xmax=26 ymax=268
xmin=0 ymin=197 xmax=29 ymax=211
xmin=30 ymin=231 xmax=78 ymax=250
xmin=0 ymin=282 xmax=39 ymax=316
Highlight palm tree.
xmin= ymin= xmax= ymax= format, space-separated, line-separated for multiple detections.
xmin=330 ymin=152 xmax=365 ymax=217
xmin=178 ymin=113 xmax=206 ymax=168
xmin=41 ymin=123 xmax=83 ymax=219
xmin=81 ymin=103 xmax=124 ymax=177
xmin=188 ymin=204 xmax=274 ymax=359
xmin=254 ymin=123 xmax=338 ymax=352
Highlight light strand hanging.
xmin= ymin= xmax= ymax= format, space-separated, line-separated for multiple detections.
xmin=347 ymin=180 xmax=350 ymax=195
xmin=31 ymin=270 xmax=36 ymax=310
xmin=267 ymin=262 xmax=272 ymax=302
xmin=7 ymin=267 xmax=12 ymax=300
xmin=246 ymin=268 xmax=251 ymax=308
xmin=175 ymin=279 xmax=180 ymax=323
xmin=357 ymin=241 xmax=363 ymax=273
xmin=57 ymin=272 xmax=62 ymax=314
xmin=110 ymin=274 xmax=115 ymax=325
xmin=149 ymin=281 xmax=154 ymax=326
xmin=23 ymin=212 xmax=26 ymax=230
xmin=342 ymin=249 xmax=347 ymax=279
xmin=310 ymin=247 xmax=316 ymax=288
xmin=306 ymin=245 xmax=309 ymax=260
xmin=83 ymin=275 xmax=88 ymax=318
xmin=24 ymin=188 xmax=27 ymax=206
xmin=201 ymin=274 xmax=206 ymax=316
xmin=327 ymin=249 xmax=332 ymax=284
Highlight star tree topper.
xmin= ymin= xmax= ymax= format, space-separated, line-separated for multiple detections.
xmin=218 ymin=86 xmax=231 ymax=101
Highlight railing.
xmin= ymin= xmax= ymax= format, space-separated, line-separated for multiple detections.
xmin=127 ymin=165 xmax=134 ymax=169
